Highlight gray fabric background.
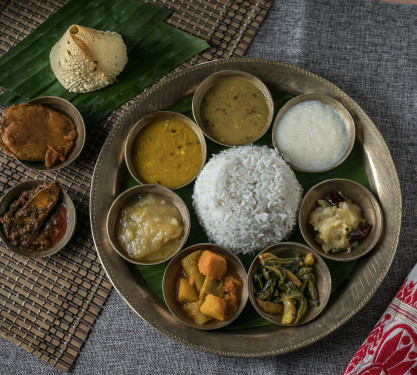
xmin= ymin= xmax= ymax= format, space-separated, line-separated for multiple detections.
xmin=1 ymin=0 xmax=416 ymax=373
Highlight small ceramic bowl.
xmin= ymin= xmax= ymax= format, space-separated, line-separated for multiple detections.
xmin=192 ymin=70 xmax=274 ymax=147
xmin=248 ymin=242 xmax=331 ymax=326
xmin=106 ymin=184 xmax=190 ymax=265
xmin=16 ymin=96 xmax=85 ymax=171
xmin=0 ymin=180 xmax=76 ymax=258
xmin=272 ymin=94 xmax=355 ymax=173
xmin=298 ymin=179 xmax=384 ymax=262
xmin=163 ymin=243 xmax=248 ymax=330
xmin=124 ymin=111 xmax=207 ymax=190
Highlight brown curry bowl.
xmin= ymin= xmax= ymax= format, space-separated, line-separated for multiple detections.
xmin=0 ymin=180 xmax=76 ymax=258
xmin=106 ymin=184 xmax=190 ymax=266
xmin=192 ymin=70 xmax=274 ymax=147
xmin=248 ymin=242 xmax=331 ymax=326
xmin=298 ymin=179 xmax=384 ymax=262
xmin=163 ymin=243 xmax=248 ymax=330
xmin=271 ymin=94 xmax=355 ymax=173
xmin=124 ymin=111 xmax=207 ymax=190
xmin=10 ymin=96 xmax=86 ymax=171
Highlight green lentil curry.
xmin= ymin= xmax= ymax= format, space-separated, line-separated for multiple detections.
xmin=200 ymin=76 xmax=270 ymax=145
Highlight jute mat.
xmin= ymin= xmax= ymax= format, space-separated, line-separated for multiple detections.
xmin=0 ymin=0 xmax=272 ymax=372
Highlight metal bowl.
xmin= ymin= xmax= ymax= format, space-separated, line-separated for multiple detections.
xmin=298 ymin=179 xmax=384 ymax=262
xmin=163 ymin=243 xmax=248 ymax=330
xmin=272 ymin=94 xmax=355 ymax=173
xmin=12 ymin=96 xmax=85 ymax=171
xmin=106 ymin=184 xmax=191 ymax=265
xmin=192 ymin=70 xmax=274 ymax=147
xmin=248 ymin=242 xmax=331 ymax=326
xmin=0 ymin=180 xmax=76 ymax=258
xmin=124 ymin=111 xmax=207 ymax=190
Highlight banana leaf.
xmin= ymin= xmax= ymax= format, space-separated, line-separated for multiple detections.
xmin=131 ymin=91 xmax=368 ymax=329
xmin=0 ymin=0 xmax=209 ymax=127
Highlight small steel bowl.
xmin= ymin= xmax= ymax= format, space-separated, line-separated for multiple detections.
xmin=298 ymin=179 xmax=384 ymax=262
xmin=124 ymin=111 xmax=207 ymax=190
xmin=12 ymin=96 xmax=85 ymax=171
xmin=248 ymin=242 xmax=331 ymax=326
xmin=192 ymin=70 xmax=274 ymax=147
xmin=0 ymin=180 xmax=76 ymax=258
xmin=163 ymin=243 xmax=248 ymax=330
xmin=106 ymin=184 xmax=190 ymax=265
xmin=272 ymin=94 xmax=355 ymax=173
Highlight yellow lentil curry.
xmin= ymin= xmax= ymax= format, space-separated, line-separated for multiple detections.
xmin=200 ymin=76 xmax=270 ymax=145
xmin=132 ymin=118 xmax=203 ymax=189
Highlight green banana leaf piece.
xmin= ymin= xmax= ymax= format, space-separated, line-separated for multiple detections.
xmin=130 ymin=91 xmax=367 ymax=329
xmin=0 ymin=0 xmax=209 ymax=128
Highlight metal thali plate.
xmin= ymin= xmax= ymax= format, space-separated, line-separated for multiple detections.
xmin=90 ymin=59 xmax=401 ymax=356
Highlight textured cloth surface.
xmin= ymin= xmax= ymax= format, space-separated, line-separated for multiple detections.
xmin=1 ymin=0 xmax=416 ymax=374
xmin=343 ymin=264 xmax=417 ymax=374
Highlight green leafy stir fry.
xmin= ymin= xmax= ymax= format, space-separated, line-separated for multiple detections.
xmin=253 ymin=252 xmax=319 ymax=325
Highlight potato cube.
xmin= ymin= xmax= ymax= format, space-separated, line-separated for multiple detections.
xmin=198 ymin=250 xmax=227 ymax=280
xmin=200 ymin=294 xmax=227 ymax=321
xmin=177 ymin=277 xmax=198 ymax=304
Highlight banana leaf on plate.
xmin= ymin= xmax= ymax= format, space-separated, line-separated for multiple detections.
xmin=127 ymin=93 xmax=368 ymax=329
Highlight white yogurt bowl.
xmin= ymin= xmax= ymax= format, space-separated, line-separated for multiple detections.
xmin=272 ymin=94 xmax=355 ymax=173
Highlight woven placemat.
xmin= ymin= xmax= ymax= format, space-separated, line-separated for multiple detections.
xmin=0 ymin=0 xmax=271 ymax=372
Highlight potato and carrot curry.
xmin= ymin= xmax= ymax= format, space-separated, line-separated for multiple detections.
xmin=177 ymin=250 xmax=242 ymax=324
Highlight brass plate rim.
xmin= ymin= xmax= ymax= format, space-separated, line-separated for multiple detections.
xmin=90 ymin=58 xmax=402 ymax=357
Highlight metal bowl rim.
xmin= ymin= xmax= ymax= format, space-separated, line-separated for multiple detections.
xmin=247 ymin=241 xmax=331 ymax=326
xmin=0 ymin=180 xmax=77 ymax=258
xmin=271 ymin=93 xmax=356 ymax=173
xmin=13 ymin=96 xmax=87 ymax=171
xmin=106 ymin=184 xmax=191 ymax=266
xmin=298 ymin=178 xmax=384 ymax=262
xmin=162 ymin=242 xmax=249 ymax=330
xmin=191 ymin=69 xmax=274 ymax=147
xmin=124 ymin=111 xmax=207 ymax=190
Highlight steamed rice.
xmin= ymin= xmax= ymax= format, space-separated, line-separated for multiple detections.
xmin=192 ymin=145 xmax=303 ymax=254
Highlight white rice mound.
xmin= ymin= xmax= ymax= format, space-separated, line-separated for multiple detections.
xmin=192 ymin=145 xmax=303 ymax=254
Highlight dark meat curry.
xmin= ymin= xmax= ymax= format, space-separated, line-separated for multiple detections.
xmin=0 ymin=181 xmax=67 ymax=252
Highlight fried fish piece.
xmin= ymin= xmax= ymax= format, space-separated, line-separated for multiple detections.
xmin=0 ymin=103 xmax=77 ymax=167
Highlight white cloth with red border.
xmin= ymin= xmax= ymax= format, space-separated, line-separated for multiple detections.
xmin=343 ymin=265 xmax=417 ymax=375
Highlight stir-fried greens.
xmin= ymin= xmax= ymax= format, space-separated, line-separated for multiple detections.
xmin=252 ymin=252 xmax=319 ymax=325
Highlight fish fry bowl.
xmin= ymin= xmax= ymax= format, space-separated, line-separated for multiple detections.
xmin=18 ymin=96 xmax=86 ymax=171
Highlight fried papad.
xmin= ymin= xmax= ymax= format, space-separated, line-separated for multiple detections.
xmin=0 ymin=103 xmax=77 ymax=167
